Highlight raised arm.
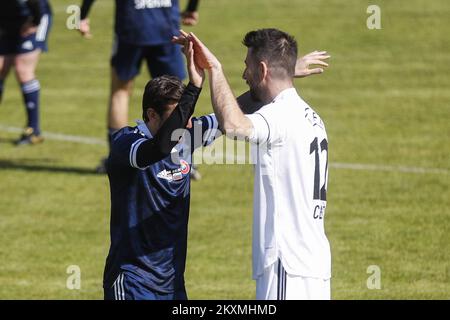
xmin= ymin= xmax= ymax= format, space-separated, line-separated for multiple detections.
xmin=134 ymin=83 xmax=201 ymax=167
xmin=134 ymin=38 xmax=204 ymax=167
xmin=181 ymin=32 xmax=253 ymax=140
xmin=208 ymin=67 xmax=253 ymax=139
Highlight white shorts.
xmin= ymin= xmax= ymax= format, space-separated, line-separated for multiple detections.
xmin=256 ymin=259 xmax=331 ymax=300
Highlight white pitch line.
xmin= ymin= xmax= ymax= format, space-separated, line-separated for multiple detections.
xmin=199 ymin=154 xmax=448 ymax=175
xmin=330 ymin=162 xmax=449 ymax=175
xmin=0 ymin=124 xmax=448 ymax=175
xmin=0 ymin=124 xmax=105 ymax=146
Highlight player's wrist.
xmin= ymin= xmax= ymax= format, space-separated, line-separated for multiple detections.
xmin=189 ymin=80 xmax=203 ymax=89
xmin=207 ymin=62 xmax=222 ymax=73
xmin=186 ymin=82 xmax=203 ymax=93
xmin=187 ymin=71 xmax=203 ymax=88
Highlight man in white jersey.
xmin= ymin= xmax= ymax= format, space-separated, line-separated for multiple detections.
xmin=178 ymin=29 xmax=331 ymax=300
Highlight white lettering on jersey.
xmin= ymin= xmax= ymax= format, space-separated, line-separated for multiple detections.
xmin=157 ymin=169 xmax=174 ymax=181
xmin=304 ymin=106 xmax=325 ymax=130
xmin=134 ymin=0 xmax=172 ymax=10
xmin=156 ymin=160 xmax=190 ymax=182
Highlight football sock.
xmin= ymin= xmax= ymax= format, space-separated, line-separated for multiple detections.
xmin=21 ymin=79 xmax=41 ymax=135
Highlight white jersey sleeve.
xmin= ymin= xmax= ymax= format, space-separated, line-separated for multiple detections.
xmin=246 ymin=113 xmax=270 ymax=144
xmin=245 ymin=104 xmax=285 ymax=145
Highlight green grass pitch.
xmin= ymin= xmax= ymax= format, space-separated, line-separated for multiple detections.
xmin=0 ymin=0 xmax=448 ymax=299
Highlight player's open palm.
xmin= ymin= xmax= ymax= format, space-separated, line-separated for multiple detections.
xmin=184 ymin=40 xmax=205 ymax=87
xmin=295 ymin=51 xmax=330 ymax=78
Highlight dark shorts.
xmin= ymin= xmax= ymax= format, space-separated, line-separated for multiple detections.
xmin=0 ymin=13 xmax=52 ymax=55
xmin=104 ymin=272 xmax=187 ymax=300
xmin=111 ymin=37 xmax=186 ymax=82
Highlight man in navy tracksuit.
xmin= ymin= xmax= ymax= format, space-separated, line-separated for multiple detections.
xmin=103 ymin=37 xmax=219 ymax=300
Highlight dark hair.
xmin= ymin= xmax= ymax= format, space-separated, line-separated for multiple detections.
xmin=243 ymin=28 xmax=298 ymax=78
xmin=142 ymin=75 xmax=185 ymax=121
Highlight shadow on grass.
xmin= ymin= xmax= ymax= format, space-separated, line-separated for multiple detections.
xmin=0 ymin=137 xmax=18 ymax=145
xmin=0 ymin=159 xmax=100 ymax=176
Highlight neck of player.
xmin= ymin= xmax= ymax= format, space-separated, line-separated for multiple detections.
xmin=262 ymin=79 xmax=294 ymax=104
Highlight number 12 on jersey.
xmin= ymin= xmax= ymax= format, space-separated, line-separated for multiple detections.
xmin=310 ymin=137 xmax=328 ymax=219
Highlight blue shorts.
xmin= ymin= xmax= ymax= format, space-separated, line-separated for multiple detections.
xmin=111 ymin=37 xmax=186 ymax=82
xmin=104 ymin=272 xmax=188 ymax=300
xmin=0 ymin=13 xmax=52 ymax=55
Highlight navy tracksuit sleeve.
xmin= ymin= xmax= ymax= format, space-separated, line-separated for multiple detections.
xmin=189 ymin=114 xmax=221 ymax=151
xmin=111 ymin=83 xmax=201 ymax=169
xmin=135 ymin=83 xmax=201 ymax=168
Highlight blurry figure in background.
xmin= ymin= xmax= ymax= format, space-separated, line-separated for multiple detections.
xmin=78 ymin=0 xmax=202 ymax=179
xmin=0 ymin=0 xmax=52 ymax=145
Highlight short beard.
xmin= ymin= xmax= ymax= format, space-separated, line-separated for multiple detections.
xmin=249 ymin=85 xmax=263 ymax=102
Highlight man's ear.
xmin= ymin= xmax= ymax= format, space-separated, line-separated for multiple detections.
xmin=259 ymin=61 xmax=269 ymax=81
xmin=146 ymin=108 xmax=158 ymax=121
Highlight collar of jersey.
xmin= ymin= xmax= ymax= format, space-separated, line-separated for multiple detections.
xmin=136 ymin=120 xmax=153 ymax=139
xmin=135 ymin=120 xmax=181 ymax=154
xmin=271 ymin=87 xmax=298 ymax=103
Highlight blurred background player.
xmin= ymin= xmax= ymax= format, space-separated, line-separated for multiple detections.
xmin=0 ymin=0 xmax=52 ymax=145
xmin=78 ymin=0 xmax=202 ymax=178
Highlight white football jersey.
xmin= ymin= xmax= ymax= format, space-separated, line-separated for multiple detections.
xmin=246 ymin=88 xmax=331 ymax=280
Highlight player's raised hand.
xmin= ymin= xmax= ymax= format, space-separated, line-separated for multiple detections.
xmin=172 ymin=29 xmax=189 ymax=45
xmin=172 ymin=31 xmax=221 ymax=70
xmin=78 ymin=18 xmax=92 ymax=39
xmin=188 ymin=32 xmax=221 ymax=70
xmin=181 ymin=11 xmax=199 ymax=26
xmin=183 ymin=38 xmax=205 ymax=88
xmin=295 ymin=51 xmax=330 ymax=78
